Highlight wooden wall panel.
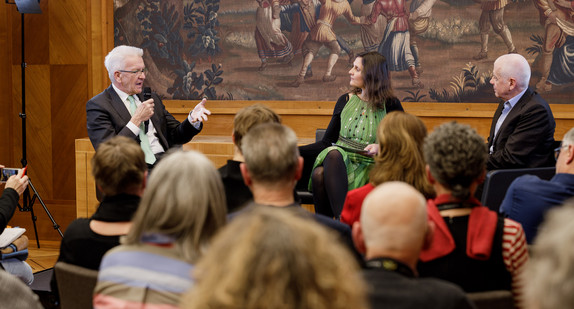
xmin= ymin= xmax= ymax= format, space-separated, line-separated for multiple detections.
xmin=23 ymin=65 xmax=53 ymax=200
xmin=0 ymin=4 xmax=14 ymax=165
xmin=11 ymin=3 xmax=50 ymax=66
xmin=52 ymin=65 xmax=88 ymax=200
xmin=49 ymin=0 xmax=87 ymax=65
xmin=87 ymin=0 xmax=114 ymax=97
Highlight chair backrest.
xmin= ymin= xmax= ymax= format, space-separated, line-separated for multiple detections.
xmin=481 ymin=167 xmax=556 ymax=212
xmin=54 ymin=261 xmax=99 ymax=309
xmin=315 ymin=129 xmax=326 ymax=142
xmin=466 ymin=290 xmax=514 ymax=309
xmin=297 ymin=129 xmax=327 ymax=205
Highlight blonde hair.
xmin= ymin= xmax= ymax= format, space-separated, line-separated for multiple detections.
xmin=124 ymin=150 xmax=226 ymax=263
xmin=369 ymin=112 xmax=435 ymax=199
xmin=182 ymin=206 xmax=369 ymax=309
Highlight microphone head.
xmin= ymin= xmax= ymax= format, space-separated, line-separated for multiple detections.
xmin=143 ymin=87 xmax=152 ymax=101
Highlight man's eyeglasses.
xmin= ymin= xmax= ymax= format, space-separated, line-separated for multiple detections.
xmin=118 ymin=68 xmax=147 ymax=76
xmin=555 ymin=144 xmax=570 ymax=160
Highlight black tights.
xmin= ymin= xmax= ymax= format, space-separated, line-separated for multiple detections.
xmin=312 ymin=150 xmax=348 ymax=218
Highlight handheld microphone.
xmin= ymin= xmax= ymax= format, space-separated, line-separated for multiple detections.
xmin=142 ymin=87 xmax=152 ymax=133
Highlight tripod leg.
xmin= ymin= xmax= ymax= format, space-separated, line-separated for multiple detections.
xmin=28 ymin=180 xmax=63 ymax=238
xmin=28 ymin=200 xmax=40 ymax=248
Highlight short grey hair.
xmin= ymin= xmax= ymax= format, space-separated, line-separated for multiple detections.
xmin=423 ymin=122 xmax=487 ymax=200
xmin=124 ymin=150 xmax=227 ymax=263
xmin=104 ymin=45 xmax=143 ymax=82
xmin=493 ymin=53 xmax=531 ymax=90
xmin=524 ymin=199 xmax=574 ymax=309
xmin=241 ymin=123 xmax=300 ymax=184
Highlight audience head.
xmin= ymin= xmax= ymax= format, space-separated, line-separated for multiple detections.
xmin=232 ymin=104 xmax=281 ymax=151
xmin=182 ymin=206 xmax=368 ymax=309
xmin=104 ymin=45 xmax=145 ymax=94
xmin=491 ymin=53 xmax=531 ymax=101
xmin=241 ymin=123 xmax=302 ymax=186
xmin=124 ymin=150 xmax=226 ymax=263
xmin=424 ymin=122 xmax=487 ymax=200
xmin=353 ymin=51 xmax=394 ymax=109
xmin=556 ymin=127 xmax=574 ymax=173
xmin=524 ymin=199 xmax=574 ymax=309
xmin=91 ymin=136 xmax=147 ymax=196
xmin=370 ymin=111 xmax=434 ymax=198
xmin=353 ymin=182 xmax=429 ymax=267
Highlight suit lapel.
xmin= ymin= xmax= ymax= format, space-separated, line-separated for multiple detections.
xmin=106 ymin=86 xmax=132 ymax=125
xmin=488 ymin=101 xmax=504 ymax=147
xmin=491 ymin=88 xmax=534 ymax=147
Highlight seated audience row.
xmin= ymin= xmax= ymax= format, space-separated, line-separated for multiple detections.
xmin=93 ymin=150 xmax=226 ymax=308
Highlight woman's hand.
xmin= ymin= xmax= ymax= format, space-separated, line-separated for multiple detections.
xmin=364 ymin=144 xmax=380 ymax=157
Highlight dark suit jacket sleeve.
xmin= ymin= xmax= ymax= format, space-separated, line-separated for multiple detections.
xmin=487 ymin=90 xmax=555 ymax=170
xmin=154 ymin=95 xmax=202 ymax=147
xmin=86 ymin=93 xmax=138 ymax=150
xmin=0 ymin=188 xmax=18 ymax=235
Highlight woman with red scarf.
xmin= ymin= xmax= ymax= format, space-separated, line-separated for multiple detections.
xmin=417 ymin=122 xmax=528 ymax=309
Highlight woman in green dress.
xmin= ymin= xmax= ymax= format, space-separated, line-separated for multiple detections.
xmin=301 ymin=51 xmax=403 ymax=218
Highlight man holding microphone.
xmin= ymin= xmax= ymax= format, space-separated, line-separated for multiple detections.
xmin=86 ymin=45 xmax=210 ymax=167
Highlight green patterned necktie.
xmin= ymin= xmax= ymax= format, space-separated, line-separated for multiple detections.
xmin=127 ymin=95 xmax=156 ymax=165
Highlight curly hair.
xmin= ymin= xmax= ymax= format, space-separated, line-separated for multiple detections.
xmin=369 ymin=112 xmax=435 ymax=199
xmin=423 ymin=121 xmax=487 ymax=200
xmin=351 ymin=51 xmax=396 ymax=110
xmin=524 ymin=199 xmax=574 ymax=309
xmin=181 ymin=206 xmax=369 ymax=309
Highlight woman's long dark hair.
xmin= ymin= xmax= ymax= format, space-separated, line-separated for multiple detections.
xmin=351 ymin=51 xmax=395 ymax=110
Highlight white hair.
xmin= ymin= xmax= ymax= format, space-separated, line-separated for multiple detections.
xmin=563 ymin=127 xmax=574 ymax=146
xmin=104 ymin=45 xmax=143 ymax=82
xmin=493 ymin=53 xmax=531 ymax=90
xmin=524 ymin=199 xmax=574 ymax=309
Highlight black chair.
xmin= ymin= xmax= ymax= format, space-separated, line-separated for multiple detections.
xmin=481 ymin=166 xmax=556 ymax=212
xmin=297 ymin=129 xmax=326 ymax=205
xmin=466 ymin=290 xmax=514 ymax=309
xmin=54 ymin=262 xmax=99 ymax=309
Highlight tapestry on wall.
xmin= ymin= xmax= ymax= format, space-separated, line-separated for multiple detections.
xmin=113 ymin=0 xmax=574 ymax=104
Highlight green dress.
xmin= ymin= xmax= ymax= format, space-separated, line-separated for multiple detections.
xmin=310 ymin=94 xmax=387 ymax=191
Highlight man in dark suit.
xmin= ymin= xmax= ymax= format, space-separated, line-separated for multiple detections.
xmin=352 ymin=181 xmax=476 ymax=309
xmin=86 ymin=45 xmax=210 ymax=166
xmin=487 ymin=53 xmax=555 ymax=170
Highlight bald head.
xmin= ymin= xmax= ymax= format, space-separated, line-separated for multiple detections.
xmin=493 ymin=53 xmax=531 ymax=90
xmin=360 ymin=182 xmax=428 ymax=262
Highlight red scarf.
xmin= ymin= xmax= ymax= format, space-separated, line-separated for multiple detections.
xmin=420 ymin=194 xmax=498 ymax=262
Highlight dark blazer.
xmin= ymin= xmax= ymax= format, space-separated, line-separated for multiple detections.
xmin=487 ymin=87 xmax=555 ymax=170
xmin=86 ymin=85 xmax=201 ymax=151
